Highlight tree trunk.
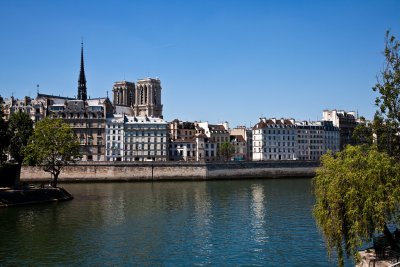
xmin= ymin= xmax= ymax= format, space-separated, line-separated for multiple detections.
xmin=53 ymin=173 xmax=58 ymax=188
xmin=383 ymin=223 xmax=397 ymax=251
xmin=15 ymin=163 xmax=21 ymax=187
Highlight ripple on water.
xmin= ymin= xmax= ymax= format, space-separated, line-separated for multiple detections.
xmin=0 ymin=179 xmax=352 ymax=266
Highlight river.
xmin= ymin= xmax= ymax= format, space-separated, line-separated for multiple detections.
xmin=0 ymin=178 xmax=352 ymax=266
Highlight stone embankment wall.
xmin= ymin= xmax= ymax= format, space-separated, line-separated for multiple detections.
xmin=20 ymin=161 xmax=319 ymax=182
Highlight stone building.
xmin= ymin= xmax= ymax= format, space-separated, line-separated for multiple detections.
xmin=105 ymin=114 xmax=125 ymax=161
xmin=1 ymin=42 xmax=168 ymax=163
xmin=134 ymin=78 xmax=162 ymax=118
xmin=322 ymin=109 xmax=357 ymax=149
xmin=230 ymin=135 xmax=247 ymax=161
xmin=321 ymin=120 xmax=340 ymax=153
xmin=168 ymin=119 xmax=217 ymax=162
xmin=1 ymin=95 xmax=46 ymax=122
xmin=105 ymin=114 xmax=168 ymax=162
xmin=123 ymin=115 xmax=168 ymax=161
xmin=112 ymin=81 xmax=135 ymax=107
xmin=169 ymin=119 xmax=196 ymax=140
xmin=230 ymin=126 xmax=253 ymax=160
xmin=295 ymin=121 xmax=325 ymax=160
xmin=112 ymin=78 xmax=163 ymax=119
xmin=195 ymin=121 xmax=230 ymax=160
xmin=48 ymin=97 xmax=113 ymax=161
xmin=252 ymin=118 xmax=297 ymax=161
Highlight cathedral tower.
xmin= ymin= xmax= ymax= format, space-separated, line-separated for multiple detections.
xmin=134 ymin=78 xmax=163 ymax=118
xmin=77 ymin=42 xmax=87 ymax=101
xmin=112 ymin=81 xmax=135 ymax=106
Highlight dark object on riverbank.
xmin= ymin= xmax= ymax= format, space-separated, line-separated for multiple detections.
xmin=0 ymin=187 xmax=73 ymax=207
xmin=0 ymin=163 xmax=20 ymax=187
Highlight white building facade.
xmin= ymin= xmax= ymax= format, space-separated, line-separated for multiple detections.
xmin=105 ymin=115 xmax=168 ymax=162
xmin=252 ymin=118 xmax=297 ymax=161
xmin=105 ymin=115 xmax=125 ymax=161
xmin=252 ymin=118 xmax=340 ymax=161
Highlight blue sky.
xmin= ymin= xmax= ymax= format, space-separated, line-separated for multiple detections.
xmin=0 ymin=0 xmax=399 ymax=127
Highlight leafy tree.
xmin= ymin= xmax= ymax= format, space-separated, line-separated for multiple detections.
xmin=372 ymin=112 xmax=393 ymax=152
xmin=352 ymin=121 xmax=373 ymax=146
xmin=373 ymin=30 xmax=400 ymax=158
xmin=313 ymin=145 xmax=400 ymax=267
xmin=218 ymin=141 xmax=235 ymax=161
xmin=7 ymin=110 xmax=33 ymax=165
xmin=0 ymin=100 xmax=9 ymax=164
xmin=24 ymin=118 xmax=81 ymax=187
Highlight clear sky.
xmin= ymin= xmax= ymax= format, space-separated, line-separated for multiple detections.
xmin=0 ymin=0 xmax=399 ymax=127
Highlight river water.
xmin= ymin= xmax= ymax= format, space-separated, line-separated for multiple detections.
xmin=0 ymin=178 xmax=352 ymax=266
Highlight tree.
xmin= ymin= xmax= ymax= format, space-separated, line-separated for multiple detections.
xmin=7 ymin=110 xmax=33 ymax=165
xmin=218 ymin=141 xmax=235 ymax=161
xmin=352 ymin=120 xmax=373 ymax=146
xmin=0 ymin=100 xmax=9 ymax=164
xmin=372 ymin=30 xmax=400 ymax=158
xmin=24 ymin=118 xmax=81 ymax=187
xmin=313 ymin=145 xmax=400 ymax=267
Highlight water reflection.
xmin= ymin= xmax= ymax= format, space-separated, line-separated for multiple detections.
xmin=250 ymin=184 xmax=267 ymax=245
xmin=0 ymin=179 xmax=352 ymax=266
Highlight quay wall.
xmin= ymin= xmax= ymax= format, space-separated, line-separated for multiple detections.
xmin=20 ymin=161 xmax=319 ymax=182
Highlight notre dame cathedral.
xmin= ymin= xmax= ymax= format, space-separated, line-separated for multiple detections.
xmin=112 ymin=78 xmax=163 ymax=119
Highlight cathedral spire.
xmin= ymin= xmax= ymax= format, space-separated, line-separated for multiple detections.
xmin=78 ymin=41 xmax=87 ymax=101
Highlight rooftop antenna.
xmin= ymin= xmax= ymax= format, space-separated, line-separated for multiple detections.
xmin=123 ymin=73 xmax=125 ymax=81
xmin=36 ymin=84 xmax=39 ymax=96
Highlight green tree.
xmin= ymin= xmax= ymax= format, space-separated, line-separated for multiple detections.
xmin=372 ymin=30 xmax=400 ymax=158
xmin=7 ymin=110 xmax=33 ymax=165
xmin=0 ymin=100 xmax=9 ymax=164
xmin=218 ymin=141 xmax=235 ymax=161
xmin=313 ymin=145 xmax=400 ymax=267
xmin=352 ymin=120 xmax=373 ymax=146
xmin=24 ymin=118 xmax=81 ymax=187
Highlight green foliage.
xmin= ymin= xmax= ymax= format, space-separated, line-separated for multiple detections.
xmin=372 ymin=30 xmax=400 ymax=158
xmin=218 ymin=141 xmax=235 ymax=161
xmin=0 ymin=102 xmax=9 ymax=164
xmin=313 ymin=146 xmax=400 ymax=267
xmin=372 ymin=112 xmax=394 ymax=153
xmin=24 ymin=118 xmax=81 ymax=187
xmin=352 ymin=122 xmax=373 ymax=146
xmin=7 ymin=110 xmax=33 ymax=165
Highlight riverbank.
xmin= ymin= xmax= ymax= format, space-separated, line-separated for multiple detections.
xmin=20 ymin=161 xmax=319 ymax=182
xmin=0 ymin=187 xmax=73 ymax=207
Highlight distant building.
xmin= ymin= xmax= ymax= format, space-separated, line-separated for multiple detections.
xmin=134 ymin=78 xmax=163 ymax=118
xmin=252 ymin=118 xmax=297 ymax=161
xmin=105 ymin=115 xmax=168 ymax=162
xmin=195 ymin=121 xmax=230 ymax=160
xmin=168 ymin=119 xmax=217 ymax=161
xmin=295 ymin=121 xmax=325 ymax=160
xmin=230 ymin=126 xmax=253 ymax=160
xmin=323 ymin=109 xmax=357 ymax=149
xmin=48 ymin=97 xmax=113 ymax=161
xmin=105 ymin=114 xmax=125 ymax=161
xmin=169 ymin=119 xmax=196 ymax=140
xmin=1 ymin=95 xmax=46 ymax=122
xmin=321 ymin=120 xmax=340 ymax=153
xmin=252 ymin=117 xmax=340 ymax=161
xmin=230 ymin=135 xmax=247 ymax=161
xmin=113 ymin=78 xmax=163 ymax=118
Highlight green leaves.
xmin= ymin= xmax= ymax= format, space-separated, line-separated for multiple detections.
xmin=24 ymin=118 xmax=81 ymax=187
xmin=373 ymin=30 xmax=400 ymax=158
xmin=7 ymin=110 xmax=33 ymax=165
xmin=313 ymin=146 xmax=400 ymax=266
xmin=218 ymin=141 xmax=235 ymax=161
